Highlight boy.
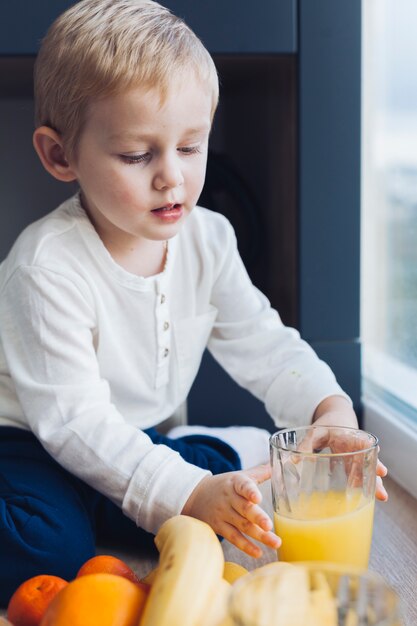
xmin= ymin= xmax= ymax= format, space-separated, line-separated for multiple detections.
xmin=0 ymin=0 xmax=387 ymax=604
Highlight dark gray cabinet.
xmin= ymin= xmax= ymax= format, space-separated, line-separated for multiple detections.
xmin=298 ymin=0 xmax=361 ymax=413
xmin=159 ymin=1 xmax=297 ymax=53
xmin=0 ymin=1 xmax=296 ymax=55
xmin=0 ymin=1 xmax=74 ymax=55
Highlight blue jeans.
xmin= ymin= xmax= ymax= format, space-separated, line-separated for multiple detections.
xmin=0 ymin=426 xmax=240 ymax=605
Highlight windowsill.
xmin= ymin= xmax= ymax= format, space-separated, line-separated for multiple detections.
xmin=363 ymin=346 xmax=417 ymax=413
xmin=363 ymin=393 xmax=417 ymax=501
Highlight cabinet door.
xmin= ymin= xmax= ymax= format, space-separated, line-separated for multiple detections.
xmin=0 ymin=1 xmax=74 ymax=55
xmin=0 ymin=0 xmax=296 ymax=55
xmin=162 ymin=0 xmax=297 ymax=53
xmin=298 ymin=0 xmax=362 ymax=409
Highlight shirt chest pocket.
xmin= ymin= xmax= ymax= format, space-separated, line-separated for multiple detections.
xmin=173 ymin=306 xmax=218 ymax=396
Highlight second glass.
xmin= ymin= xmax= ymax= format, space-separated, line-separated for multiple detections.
xmin=229 ymin=563 xmax=402 ymax=626
xmin=270 ymin=426 xmax=378 ymax=568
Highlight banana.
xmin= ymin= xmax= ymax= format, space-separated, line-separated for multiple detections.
xmin=139 ymin=515 xmax=224 ymax=626
xmin=223 ymin=561 xmax=248 ymax=584
xmin=247 ymin=561 xmax=296 ymax=576
xmin=198 ymin=578 xmax=231 ymax=626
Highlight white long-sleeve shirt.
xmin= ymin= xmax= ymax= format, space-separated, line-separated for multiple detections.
xmin=0 ymin=193 xmax=349 ymax=533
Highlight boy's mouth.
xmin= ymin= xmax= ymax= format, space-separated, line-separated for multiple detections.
xmin=151 ymin=203 xmax=183 ymax=220
xmin=151 ymin=203 xmax=182 ymax=214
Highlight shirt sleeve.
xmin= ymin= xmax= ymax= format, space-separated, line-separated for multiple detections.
xmin=0 ymin=265 xmax=209 ymax=534
xmin=207 ymin=220 xmax=351 ymax=427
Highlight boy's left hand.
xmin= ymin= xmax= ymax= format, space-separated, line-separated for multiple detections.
xmin=375 ymin=458 xmax=389 ymax=501
xmin=312 ymin=396 xmax=389 ymax=502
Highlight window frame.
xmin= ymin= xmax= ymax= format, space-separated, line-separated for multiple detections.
xmin=363 ymin=392 xmax=417 ymax=500
xmin=361 ymin=0 xmax=417 ymax=501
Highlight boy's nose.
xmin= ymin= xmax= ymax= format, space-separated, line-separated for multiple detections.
xmin=153 ymin=157 xmax=184 ymax=190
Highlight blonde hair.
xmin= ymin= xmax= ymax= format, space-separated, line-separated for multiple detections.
xmin=34 ymin=0 xmax=219 ymax=161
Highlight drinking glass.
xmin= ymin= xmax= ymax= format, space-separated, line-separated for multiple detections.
xmin=270 ymin=426 xmax=378 ymax=568
xmin=229 ymin=562 xmax=402 ymax=626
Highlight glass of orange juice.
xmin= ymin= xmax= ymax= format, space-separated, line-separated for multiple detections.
xmin=270 ymin=426 xmax=378 ymax=568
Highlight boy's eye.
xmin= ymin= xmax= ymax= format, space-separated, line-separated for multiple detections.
xmin=179 ymin=145 xmax=202 ymax=155
xmin=120 ymin=153 xmax=150 ymax=165
xmin=119 ymin=145 xmax=202 ymax=164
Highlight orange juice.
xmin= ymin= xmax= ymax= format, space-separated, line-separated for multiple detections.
xmin=274 ymin=490 xmax=375 ymax=568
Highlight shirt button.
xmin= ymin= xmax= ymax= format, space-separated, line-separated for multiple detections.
xmin=163 ymin=321 xmax=170 ymax=331
xmin=160 ymin=294 xmax=166 ymax=304
xmin=163 ymin=348 xmax=169 ymax=357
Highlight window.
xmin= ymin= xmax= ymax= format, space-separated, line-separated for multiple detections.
xmin=362 ymin=0 xmax=417 ymax=498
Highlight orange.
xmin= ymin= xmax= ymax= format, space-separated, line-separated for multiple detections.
xmin=39 ymin=573 xmax=148 ymax=626
xmin=76 ymin=555 xmax=140 ymax=584
xmin=7 ymin=575 xmax=68 ymax=626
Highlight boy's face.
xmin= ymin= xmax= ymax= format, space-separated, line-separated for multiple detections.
xmin=68 ymin=78 xmax=212 ymax=249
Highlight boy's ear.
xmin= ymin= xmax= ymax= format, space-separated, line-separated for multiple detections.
xmin=32 ymin=126 xmax=77 ymax=182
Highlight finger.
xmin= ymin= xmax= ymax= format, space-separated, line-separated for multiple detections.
xmin=244 ymin=463 xmax=272 ymax=484
xmin=218 ymin=521 xmax=265 ymax=558
xmin=220 ymin=515 xmax=281 ymax=557
xmin=297 ymin=426 xmax=330 ymax=453
xmin=292 ymin=426 xmax=331 ymax=465
xmin=234 ymin=467 xmax=270 ymax=504
xmin=231 ymin=494 xmax=273 ymax=532
xmin=233 ymin=474 xmax=262 ymax=504
xmin=376 ymin=475 xmax=388 ymax=501
xmin=377 ymin=459 xmax=388 ymax=477
xmin=325 ymin=428 xmax=373 ymax=455
xmin=229 ymin=508 xmax=281 ymax=549
xmin=346 ymin=454 xmax=364 ymax=489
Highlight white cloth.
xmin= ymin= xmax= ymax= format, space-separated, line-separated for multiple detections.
xmin=167 ymin=425 xmax=271 ymax=470
xmin=0 ymin=193 xmax=350 ymax=533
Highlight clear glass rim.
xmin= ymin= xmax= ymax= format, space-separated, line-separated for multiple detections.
xmin=269 ymin=425 xmax=379 ymax=458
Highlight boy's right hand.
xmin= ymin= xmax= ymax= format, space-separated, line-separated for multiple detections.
xmin=181 ymin=464 xmax=281 ymax=558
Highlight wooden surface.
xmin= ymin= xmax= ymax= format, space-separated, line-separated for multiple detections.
xmin=1 ymin=476 xmax=416 ymax=624
xmin=369 ymin=476 xmax=417 ymax=626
